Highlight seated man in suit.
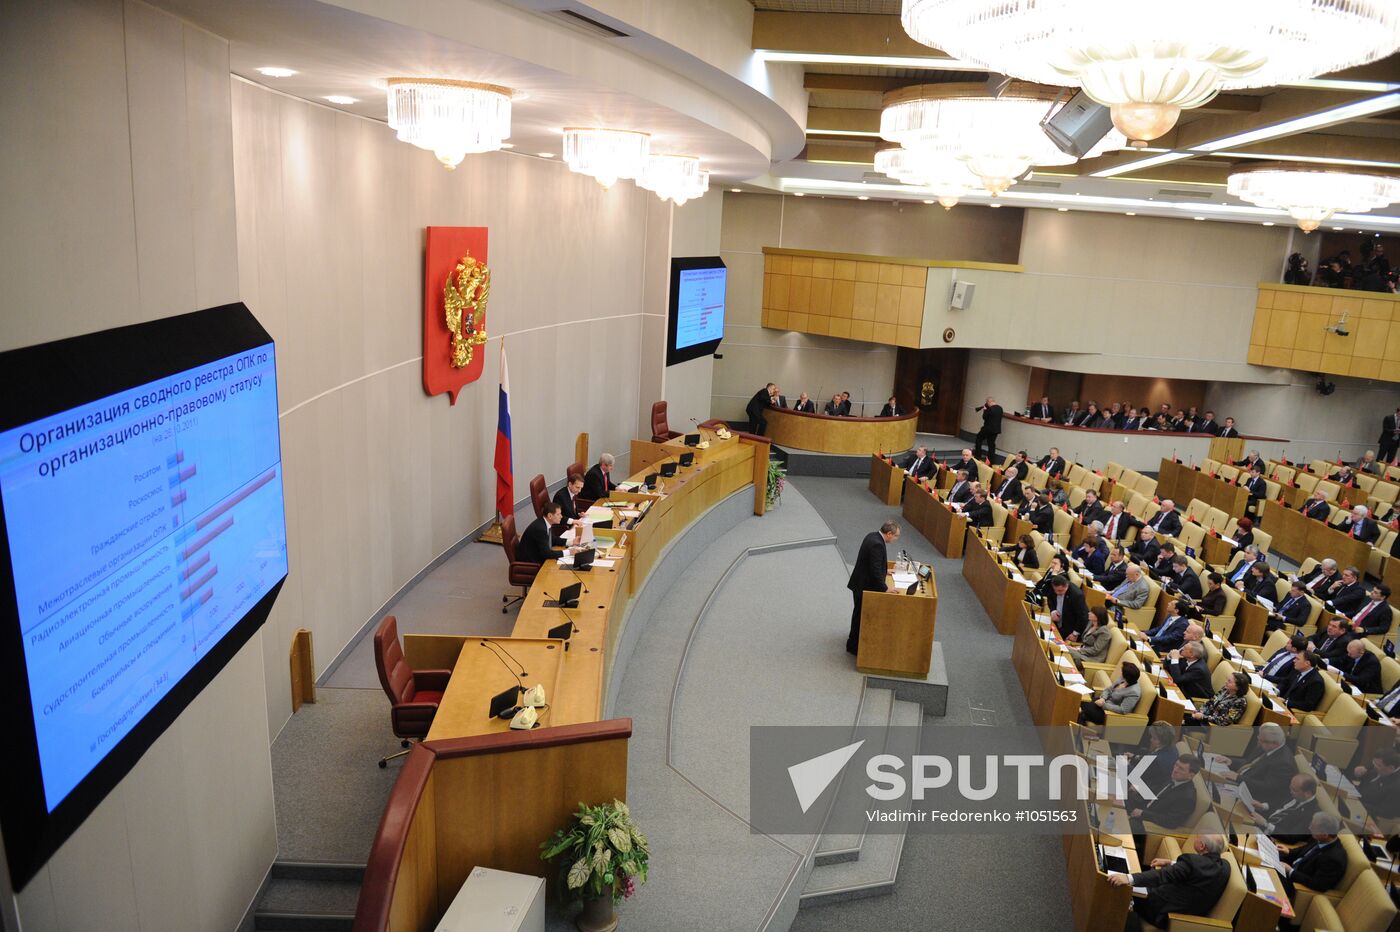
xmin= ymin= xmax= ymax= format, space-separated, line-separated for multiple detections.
xmin=1217 ymin=416 xmax=1240 ymax=438
xmin=1357 ymin=748 xmax=1400 ymax=820
xmin=1268 ymin=581 xmax=1313 ymax=632
xmin=838 ymin=391 xmax=853 ymax=416
xmin=992 ymin=464 xmax=1022 ymax=503
xmin=1037 ymin=446 xmax=1066 ymax=478
xmin=1329 ymin=463 xmax=1357 ymax=486
xmin=962 ymin=489 xmax=993 ymax=528
xmin=822 ymin=393 xmax=843 ymax=416
xmin=1278 ymin=813 xmax=1348 ymax=906
xmin=1109 ymin=832 xmax=1231 ymax=930
xmin=1074 ymin=489 xmax=1109 ymax=527
xmin=945 ymin=469 xmax=973 ymax=504
xmin=1148 ymin=541 xmax=1178 ymax=579
xmin=1300 ymin=489 xmax=1332 ymax=521
xmin=1349 ymin=582 xmax=1393 ymax=637
xmin=1146 ymin=499 xmax=1183 ymax=538
xmin=1337 ymin=504 xmax=1381 ymax=544
xmin=1061 ymin=400 xmax=1084 ymax=425
xmin=1017 ymin=488 xmax=1054 ymax=535
xmin=1241 ymin=470 xmax=1269 ymax=514
xmin=878 ymin=395 xmax=905 ymax=417
xmin=1259 ymin=635 xmax=1309 ymax=687
xmin=553 ymin=473 xmax=586 ymax=525
xmin=517 ymin=502 xmax=575 ymax=565
xmin=1126 ymin=754 xmax=1204 ymax=839
xmin=1073 ymin=527 xmax=1109 ymax=576
xmin=1028 ymin=395 xmax=1054 ymax=421
xmin=1164 ymin=640 xmax=1213 ymax=701
xmin=1128 ymin=526 xmax=1161 ymax=566
xmin=1278 ymin=651 xmax=1326 ymax=714
xmin=1297 ymin=557 xmax=1338 ymax=595
xmin=1222 ymin=722 xmax=1295 ymax=810
xmin=1047 ymin=575 xmax=1088 ymax=642
xmin=1234 ymin=450 xmax=1267 ymax=473
xmin=901 ymin=445 xmax=935 ymax=480
xmin=1259 ymin=774 xmax=1322 ymax=846
xmin=1147 ymin=597 xmax=1192 ymax=653
xmin=582 ymin=453 xmax=619 ymax=502
xmin=1106 ymin=561 xmax=1150 ymax=611
xmin=1101 ymin=499 xmax=1137 ymax=543
xmin=950 ymin=448 xmax=978 ymax=476
xmin=1097 ymin=546 xmax=1131 ymax=591
xmin=1310 ymin=616 xmax=1357 ymax=667
xmin=1225 ymin=545 xmax=1264 ymax=587
xmin=1323 ymin=565 xmax=1367 ymax=616
xmin=1194 ymin=410 xmax=1220 ymax=435
xmin=1165 ymin=555 xmax=1203 ymax=600
xmin=1341 ymin=638 xmax=1383 ymax=694
xmin=1356 ymin=449 xmax=1380 ymax=474
xmin=745 ymin=382 xmax=786 ymax=434
xmin=791 ymin=391 xmax=816 ymax=414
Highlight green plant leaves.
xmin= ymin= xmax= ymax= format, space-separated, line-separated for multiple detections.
xmin=567 ymin=858 xmax=591 ymax=890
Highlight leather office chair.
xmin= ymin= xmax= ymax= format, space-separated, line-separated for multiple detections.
xmin=651 ymin=400 xmax=681 ymax=444
xmin=500 ymin=514 xmax=542 ymax=613
xmin=373 ymin=615 xmax=451 ymax=768
xmin=528 ymin=473 xmax=549 ymax=519
xmin=568 ymin=460 xmax=593 ymax=510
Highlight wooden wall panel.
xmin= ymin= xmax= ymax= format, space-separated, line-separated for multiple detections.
xmin=1249 ymin=284 xmax=1400 ymax=382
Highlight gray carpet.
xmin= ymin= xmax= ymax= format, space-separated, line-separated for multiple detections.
xmin=784 ymin=475 xmax=1073 ymax=932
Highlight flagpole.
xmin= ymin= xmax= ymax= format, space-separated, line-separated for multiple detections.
xmin=480 ymin=336 xmax=512 ymax=545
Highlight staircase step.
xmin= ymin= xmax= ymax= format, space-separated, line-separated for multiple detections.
xmin=253 ymin=874 xmax=360 ymax=931
xmin=813 ymin=687 xmax=893 ymax=866
xmin=800 ymin=699 xmax=923 ymax=908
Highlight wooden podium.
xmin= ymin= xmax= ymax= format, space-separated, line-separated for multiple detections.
xmin=868 ymin=454 xmax=905 ymax=506
xmin=856 ymin=562 xmax=938 ymax=678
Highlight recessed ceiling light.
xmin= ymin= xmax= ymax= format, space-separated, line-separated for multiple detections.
xmin=1194 ymin=216 xmax=1205 ymax=221
xmin=324 ymin=95 xmax=357 ymax=105
xmin=500 ymin=143 xmax=514 ymax=149
xmin=537 ymin=152 xmax=554 ymax=158
xmin=1333 ymin=226 xmax=1345 ymax=230
xmin=1057 ymin=207 xmax=1069 ymax=212
xmin=731 ymin=188 xmax=742 ymax=193
xmin=1125 ymin=211 xmax=1136 ymax=216
xmin=857 ymin=195 xmax=869 ymax=200
xmin=257 ymin=67 xmax=297 ymax=78
xmin=793 ymin=192 xmax=805 ymax=197
xmin=923 ymin=199 xmax=935 ymax=205
xmin=1262 ymin=221 xmax=1275 ymax=226
xmin=989 ymin=203 xmax=1001 ymax=208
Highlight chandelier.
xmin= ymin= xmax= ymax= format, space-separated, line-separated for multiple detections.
xmin=638 ymin=154 xmax=709 ymax=206
xmin=873 ymin=146 xmax=980 ymax=208
xmin=881 ymin=83 xmax=1127 ymax=194
xmin=901 ymin=1 xmax=1400 ymax=142
xmin=563 ymin=128 xmax=651 ymax=189
xmin=1227 ymin=166 xmax=1400 ymax=232
xmin=385 ymin=79 xmax=512 ymax=169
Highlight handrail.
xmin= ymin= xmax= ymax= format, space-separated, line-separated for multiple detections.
xmin=768 ymin=406 xmax=920 ymax=425
xmin=1003 ymin=414 xmax=1289 ymax=444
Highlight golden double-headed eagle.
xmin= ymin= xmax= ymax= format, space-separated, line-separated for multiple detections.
xmin=444 ymin=255 xmax=490 ymax=368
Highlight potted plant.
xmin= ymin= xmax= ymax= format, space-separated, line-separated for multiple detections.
xmin=541 ymin=800 xmax=649 ymax=931
xmin=766 ymin=459 xmax=786 ymax=508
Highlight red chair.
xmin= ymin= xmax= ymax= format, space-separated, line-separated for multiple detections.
xmin=568 ymin=460 xmax=594 ymax=510
xmin=373 ymin=615 xmax=451 ymax=768
xmin=528 ymin=473 xmax=549 ymax=519
xmin=651 ymin=400 xmax=681 ymax=444
xmin=500 ymin=514 xmax=542 ymax=613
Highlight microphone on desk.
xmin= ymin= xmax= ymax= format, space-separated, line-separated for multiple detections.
xmin=481 ymin=640 xmax=526 ymax=719
xmin=542 ymin=593 xmax=581 ymax=651
xmin=568 ymin=567 xmax=591 ymax=594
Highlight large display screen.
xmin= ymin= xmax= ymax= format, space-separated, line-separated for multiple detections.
xmin=666 ymin=257 xmax=727 ymax=366
xmin=0 ymin=304 xmax=287 ymax=889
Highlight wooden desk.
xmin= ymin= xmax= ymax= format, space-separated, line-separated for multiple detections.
xmin=903 ymin=476 xmax=968 ymax=559
xmin=1200 ymin=534 xmax=1234 ymax=568
xmin=963 ymin=534 xmax=1031 ymax=635
xmin=1210 ymin=436 xmax=1246 ymax=463
xmin=868 ymin=454 xmax=905 ymax=506
xmin=1261 ymin=500 xmax=1373 ymax=572
xmin=764 ymin=405 xmax=918 ymax=455
xmin=1232 ymin=598 xmax=1271 ymax=648
xmin=1011 ymin=606 xmax=1084 ymax=727
xmin=425 ymin=638 xmax=568 ymax=740
xmin=856 ymin=563 xmax=937 ymax=678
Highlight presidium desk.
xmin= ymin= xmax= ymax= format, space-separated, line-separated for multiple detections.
xmin=764 ymin=405 xmax=918 ymax=455
xmin=357 ymin=426 xmax=770 ymax=932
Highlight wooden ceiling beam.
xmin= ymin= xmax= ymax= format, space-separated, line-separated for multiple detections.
xmin=753 ymin=11 xmax=950 ymax=59
xmin=806 ymin=107 xmax=881 ymax=134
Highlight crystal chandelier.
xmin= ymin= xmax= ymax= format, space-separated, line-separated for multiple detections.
xmin=873 ymin=146 xmax=980 ymax=208
xmin=1227 ymin=166 xmax=1400 ymax=232
xmin=638 ymin=154 xmax=708 ymax=205
xmin=562 ymin=128 xmax=651 ymax=189
xmin=385 ymin=79 xmax=512 ymax=169
xmin=881 ymin=84 xmax=1127 ymax=195
xmin=901 ymin=1 xmax=1400 ymax=142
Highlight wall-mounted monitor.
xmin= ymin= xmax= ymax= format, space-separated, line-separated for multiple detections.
xmin=0 ymin=303 xmax=288 ymax=888
xmin=666 ymin=257 xmax=727 ymax=366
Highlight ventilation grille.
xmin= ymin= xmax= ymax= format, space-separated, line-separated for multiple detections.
xmin=540 ymin=8 xmax=630 ymax=38
xmin=1155 ymin=187 xmax=1214 ymax=201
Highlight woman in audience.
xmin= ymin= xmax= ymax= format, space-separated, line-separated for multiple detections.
xmin=1198 ymin=572 xmax=1227 ymax=618
xmin=1239 ymin=560 xmax=1275 ymax=601
xmin=1004 ymin=532 xmax=1039 ymax=570
xmin=1186 ymin=671 xmax=1251 ymax=727
xmin=1030 ymin=554 xmax=1070 ymax=603
xmin=1069 ymin=606 xmax=1113 ymax=672
xmin=1079 ymin=662 xmax=1140 ymax=726
xmin=1231 ymin=516 xmax=1255 ymax=550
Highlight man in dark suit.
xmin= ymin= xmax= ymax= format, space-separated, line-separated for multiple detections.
xmin=1019 ymin=489 xmax=1054 ymax=535
xmin=1061 ymin=400 xmax=1083 ymax=425
xmin=1164 ymin=642 xmax=1212 ymax=701
xmin=1127 ymin=755 xmax=1203 ymax=837
xmin=746 ymin=383 xmax=786 ymax=434
xmin=1279 ymin=652 xmax=1326 ymax=713
xmin=1029 ymin=396 xmax=1053 ymax=421
xmin=554 ymin=473 xmax=585 ymax=525
xmin=1337 ymin=504 xmax=1380 ymax=544
xmin=1146 ymin=500 xmax=1183 ymax=538
xmin=791 ymin=392 xmax=816 ymax=414
xmin=1379 ymin=406 xmax=1400 ymax=463
xmin=1097 ymin=546 xmax=1131 ymax=590
xmin=961 ymin=489 xmax=993 ymax=528
xmin=901 ymin=445 xmax=935 ymax=480
xmin=1324 ymin=566 xmax=1367 ymax=615
xmin=1129 ymin=527 xmax=1161 ymax=566
xmin=1194 ymin=411 xmax=1220 ymax=435
xmin=517 ymin=502 xmax=570 ymax=565
xmin=1241 ymin=471 xmax=1268 ymax=513
xmin=1102 ymin=500 xmax=1137 ymax=543
xmin=946 ymin=469 xmax=973 ymax=503
xmin=1074 ymin=489 xmax=1109 ymax=527
xmin=1122 ymin=408 xmax=1144 ymax=431
xmin=1226 ymin=723 xmax=1296 ymax=809
xmin=878 ymin=395 xmax=904 ymax=417
xmin=1341 ymin=639 xmax=1383 ymax=694
xmin=1298 ymin=557 xmax=1338 ymax=593
xmin=823 ymin=393 xmax=844 ymax=416
xmin=1235 ymin=451 xmax=1267 ymax=473
xmin=1048 ymin=576 xmax=1088 ymax=641
xmin=1357 ymin=749 xmax=1400 ymax=819
xmin=1166 ymin=555 xmax=1203 ymax=600
xmin=973 ymin=396 xmax=1002 ymax=460
xmin=1109 ymin=832 xmax=1231 ymax=930
xmin=1259 ymin=635 xmax=1309 ymax=687
xmin=950 ymin=448 xmax=978 ymax=477
xmin=582 ymin=454 xmax=619 ymax=502
xmin=1037 ymin=446 xmax=1066 ymax=478
xmin=1260 ymin=774 xmax=1322 ymax=845
xmin=1349 ymin=583 xmax=1393 ymax=636
xmin=1217 ymin=417 xmax=1240 ymax=438
xmin=1300 ymin=490 xmax=1332 ymax=521
xmin=846 ymin=520 xmax=899 ymax=655
xmin=1269 ymin=582 xmax=1313 ymax=631
xmin=1279 ymin=814 xmax=1347 ymax=904
xmin=838 ymin=391 xmax=853 ymax=416
xmin=993 ymin=465 xmax=1022 ymax=503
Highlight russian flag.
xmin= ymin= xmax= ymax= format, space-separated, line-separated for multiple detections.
xmin=494 ymin=341 xmax=513 ymax=521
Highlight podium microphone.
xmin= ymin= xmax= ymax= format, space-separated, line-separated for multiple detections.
xmin=482 ymin=639 xmax=528 ymax=677
xmin=480 ymin=640 xmax=525 ymax=718
xmin=542 ymin=593 xmax=582 ymax=651
xmin=569 ymin=567 xmax=591 ymax=594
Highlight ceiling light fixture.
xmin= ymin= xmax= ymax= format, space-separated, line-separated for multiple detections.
xmin=537 ymin=152 xmax=554 ymax=158
xmin=257 ymin=67 xmax=297 ymax=78
xmin=637 ymin=154 xmax=707 ymax=206
xmin=874 ymin=145 xmax=980 ymax=208
xmin=1126 ymin=212 xmax=1136 ymax=216
xmin=385 ymin=78 xmax=512 ymax=169
xmin=900 ymin=1 xmax=1400 ymax=142
xmin=858 ymin=195 xmax=870 ymax=200
xmin=562 ymin=128 xmax=650 ymax=189
xmin=324 ymin=95 xmax=357 ymax=105
xmin=1227 ymin=165 xmax=1400 ymax=232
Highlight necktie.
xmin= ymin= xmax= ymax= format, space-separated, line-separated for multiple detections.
xmin=1352 ymin=521 xmax=1363 ymax=539
xmin=1107 ymin=515 xmax=1118 ymax=537
xmin=1381 ymin=684 xmax=1400 ymax=714
xmin=1321 ymin=637 xmax=1335 ymax=652
xmin=1357 ymin=601 xmax=1376 ymax=623
xmin=912 ymin=458 xmax=922 ymax=473
xmin=1267 ymin=651 xmax=1290 ymax=675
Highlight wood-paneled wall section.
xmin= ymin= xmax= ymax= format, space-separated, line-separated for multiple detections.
xmin=761 ymin=248 xmax=926 ymax=348
xmin=895 ymin=347 xmax=968 ymax=435
xmin=1249 ymin=284 xmax=1400 ymax=382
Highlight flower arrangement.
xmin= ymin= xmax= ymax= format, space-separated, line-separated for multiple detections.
xmin=766 ymin=459 xmax=786 ymax=508
xmin=541 ymin=800 xmax=650 ymax=905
